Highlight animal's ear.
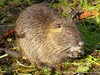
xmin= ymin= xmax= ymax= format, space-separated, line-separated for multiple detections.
xmin=53 ymin=8 xmax=63 ymax=15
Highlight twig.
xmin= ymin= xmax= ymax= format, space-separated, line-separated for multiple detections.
xmin=0 ymin=54 xmax=8 ymax=59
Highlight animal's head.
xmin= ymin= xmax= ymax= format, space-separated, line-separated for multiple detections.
xmin=47 ymin=16 xmax=84 ymax=58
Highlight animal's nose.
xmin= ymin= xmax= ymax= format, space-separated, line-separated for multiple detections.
xmin=78 ymin=42 xmax=84 ymax=46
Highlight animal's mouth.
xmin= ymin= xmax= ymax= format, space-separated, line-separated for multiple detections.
xmin=66 ymin=47 xmax=84 ymax=58
xmin=67 ymin=50 xmax=84 ymax=58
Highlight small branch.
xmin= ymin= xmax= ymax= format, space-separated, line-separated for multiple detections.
xmin=0 ymin=54 xmax=8 ymax=59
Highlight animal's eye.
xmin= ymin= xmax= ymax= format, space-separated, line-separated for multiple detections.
xmin=56 ymin=23 xmax=62 ymax=28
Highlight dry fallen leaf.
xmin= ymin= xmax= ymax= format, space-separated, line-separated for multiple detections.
xmin=79 ymin=10 xmax=99 ymax=19
xmin=0 ymin=29 xmax=16 ymax=39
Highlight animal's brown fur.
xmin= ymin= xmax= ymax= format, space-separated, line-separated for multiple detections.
xmin=15 ymin=3 xmax=84 ymax=68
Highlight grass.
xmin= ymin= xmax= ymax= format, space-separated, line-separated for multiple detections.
xmin=0 ymin=0 xmax=100 ymax=75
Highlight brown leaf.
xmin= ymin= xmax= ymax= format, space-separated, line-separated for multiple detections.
xmin=1 ymin=29 xmax=16 ymax=39
xmin=79 ymin=10 xmax=99 ymax=19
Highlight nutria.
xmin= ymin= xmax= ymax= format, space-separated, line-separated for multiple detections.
xmin=15 ymin=3 xmax=84 ymax=68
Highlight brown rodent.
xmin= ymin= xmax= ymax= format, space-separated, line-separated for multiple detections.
xmin=15 ymin=3 xmax=84 ymax=68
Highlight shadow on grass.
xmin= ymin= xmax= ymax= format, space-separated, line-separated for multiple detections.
xmin=77 ymin=18 xmax=100 ymax=56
